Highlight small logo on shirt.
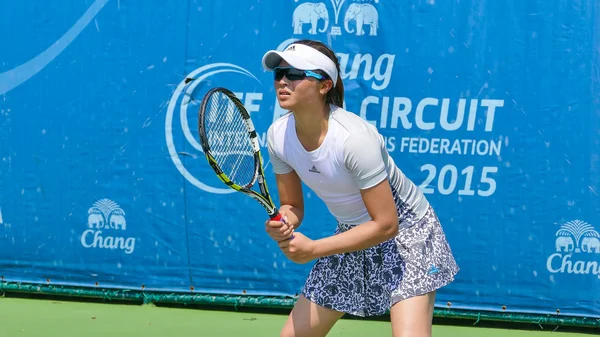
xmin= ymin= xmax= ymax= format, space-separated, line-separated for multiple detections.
xmin=309 ymin=165 xmax=321 ymax=174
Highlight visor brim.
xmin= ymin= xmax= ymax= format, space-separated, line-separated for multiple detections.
xmin=262 ymin=50 xmax=321 ymax=72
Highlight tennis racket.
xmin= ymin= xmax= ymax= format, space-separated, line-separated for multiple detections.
xmin=197 ymin=86 xmax=287 ymax=224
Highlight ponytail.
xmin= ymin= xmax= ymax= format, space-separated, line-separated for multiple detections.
xmin=327 ymin=76 xmax=344 ymax=107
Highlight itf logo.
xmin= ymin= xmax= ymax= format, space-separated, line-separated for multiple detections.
xmin=292 ymin=0 xmax=380 ymax=37
xmin=165 ymin=39 xmax=297 ymax=195
xmin=546 ymin=220 xmax=600 ymax=279
xmin=80 ymin=199 xmax=136 ymax=254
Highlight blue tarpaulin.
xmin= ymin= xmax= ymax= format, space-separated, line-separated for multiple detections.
xmin=1 ymin=0 xmax=598 ymax=318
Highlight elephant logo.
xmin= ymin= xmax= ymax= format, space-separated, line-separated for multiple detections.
xmin=291 ymin=0 xmax=380 ymax=37
xmin=547 ymin=220 xmax=600 ymax=279
xmin=581 ymin=237 xmax=600 ymax=253
xmin=87 ymin=208 xmax=105 ymax=229
xmin=555 ymin=220 xmax=600 ymax=254
xmin=86 ymin=198 xmax=127 ymax=231
xmin=292 ymin=2 xmax=330 ymax=35
xmin=81 ymin=198 xmax=136 ymax=254
xmin=555 ymin=236 xmax=574 ymax=252
xmin=344 ymin=2 xmax=379 ymax=36
xmin=109 ymin=209 xmax=127 ymax=230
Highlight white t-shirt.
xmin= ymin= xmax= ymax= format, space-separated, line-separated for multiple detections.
xmin=267 ymin=105 xmax=429 ymax=226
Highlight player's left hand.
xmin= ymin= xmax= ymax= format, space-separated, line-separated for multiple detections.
xmin=277 ymin=232 xmax=316 ymax=264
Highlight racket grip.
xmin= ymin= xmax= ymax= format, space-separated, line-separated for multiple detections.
xmin=271 ymin=212 xmax=290 ymax=225
xmin=271 ymin=212 xmax=295 ymax=240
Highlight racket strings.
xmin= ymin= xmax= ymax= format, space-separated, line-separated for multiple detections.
xmin=204 ymin=92 xmax=256 ymax=187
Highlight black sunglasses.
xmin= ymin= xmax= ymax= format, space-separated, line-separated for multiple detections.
xmin=273 ymin=66 xmax=325 ymax=81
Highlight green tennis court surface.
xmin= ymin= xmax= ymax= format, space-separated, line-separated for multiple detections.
xmin=0 ymin=297 xmax=593 ymax=337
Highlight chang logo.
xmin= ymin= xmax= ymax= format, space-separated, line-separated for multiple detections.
xmin=80 ymin=199 xmax=136 ymax=254
xmin=292 ymin=0 xmax=380 ymax=37
xmin=546 ymin=220 xmax=600 ymax=279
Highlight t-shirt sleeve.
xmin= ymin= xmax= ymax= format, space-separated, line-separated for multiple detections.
xmin=343 ymin=130 xmax=388 ymax=190
xmin=267 ymin=125 xmax=294 ymax=174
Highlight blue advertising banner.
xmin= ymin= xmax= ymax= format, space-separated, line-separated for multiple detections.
xmin=0 ymin=0 xmax=598 ymax=318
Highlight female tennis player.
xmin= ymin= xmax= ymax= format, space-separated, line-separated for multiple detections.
xmin=261 ymin=39 xmax=459 ymax=337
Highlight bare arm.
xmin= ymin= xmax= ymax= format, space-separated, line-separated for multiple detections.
xmin=312 ymin=178 xmax=398 ymax=257
xmin=275 ymin=170 xmax=304 ymax=229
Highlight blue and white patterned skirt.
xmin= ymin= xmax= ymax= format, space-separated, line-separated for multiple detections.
xmin=301 ymin=205 xmax=459 ymax=317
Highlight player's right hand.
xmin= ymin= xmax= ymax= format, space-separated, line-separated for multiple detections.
xmin=265 ymin=212 xmax=294 ymax=242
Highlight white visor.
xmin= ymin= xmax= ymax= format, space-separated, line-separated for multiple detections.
xmin=262 ymin=43 xmax=338 ymax=86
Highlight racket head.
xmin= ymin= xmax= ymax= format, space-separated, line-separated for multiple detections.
xmin=197 ymin=86 xmax=285 ymax=222
xmin=198 ymin=87 xmax=260 ymax=189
